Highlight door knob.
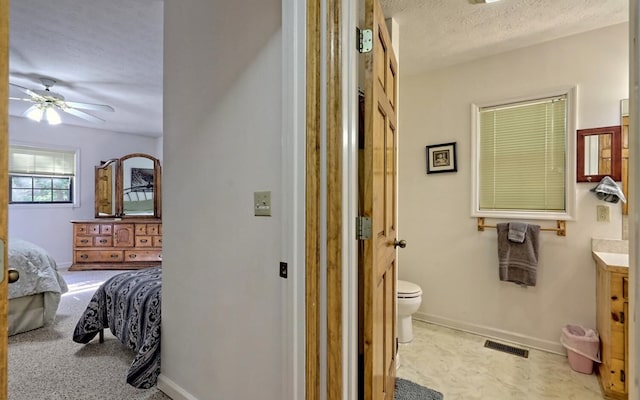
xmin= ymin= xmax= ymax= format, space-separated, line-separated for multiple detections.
xmin=394 ymin=239 xmax=407 ymax=249
xmin=8 ymin=269 xmax=19 ymax=284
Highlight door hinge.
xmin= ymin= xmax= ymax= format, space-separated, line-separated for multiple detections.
xmin=357 ymin=28 xmax=373 ymax=53
xmin=356 ymin=216 xmax=372 ymax=240
xmin=620 ymin=311 xmax=625 ymax=324
xmin=621 ymin=369 xmax=626 ymax=383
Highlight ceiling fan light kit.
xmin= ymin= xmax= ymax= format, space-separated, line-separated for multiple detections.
xmin=9 ymin=78 xmax=114 ymax=126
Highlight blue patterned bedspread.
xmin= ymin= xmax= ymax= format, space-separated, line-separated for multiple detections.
xmin=72 ymin=267 xmax=161 ymax=389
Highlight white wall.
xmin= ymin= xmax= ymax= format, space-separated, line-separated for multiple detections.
xmin=161 ymin=1 xmax=284 ymax=399
xmin=398 ymin=23 xmax=629 ymax=353
xmin=8 ymin=116 xmax=160 ymax=266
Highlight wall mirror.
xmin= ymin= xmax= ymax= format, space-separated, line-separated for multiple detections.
xmin=95 ymin=153 xmax=162 ymax=218
xmin=576 ymin=125 xmax=621 ymax=182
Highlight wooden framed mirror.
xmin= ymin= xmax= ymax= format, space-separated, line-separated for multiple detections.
xmin=95 ymin=153 xmax=162 ymax=218
xmin=576 ymin=125 xmax=622 ymax=183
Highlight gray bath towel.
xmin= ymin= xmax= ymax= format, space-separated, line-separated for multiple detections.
xmin=497 ymin=223 xmax=540 ymax=287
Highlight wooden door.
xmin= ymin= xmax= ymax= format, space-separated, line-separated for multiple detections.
xmin=361 ymin=0 xmax=399 ymax=398
xmin=0 ymin=0 xmax=9 ymax=396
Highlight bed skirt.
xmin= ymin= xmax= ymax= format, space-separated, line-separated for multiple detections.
xmin=9 ymin=294 xmax=45 ymax=336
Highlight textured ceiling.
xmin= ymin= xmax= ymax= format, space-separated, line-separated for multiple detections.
xmin=8 ymin=0 xmax=628 ymax=137
xmin=381 ymin=0 xmax=629 ymax=76
xmin=9 ymin=0 xmax=163 ymax=137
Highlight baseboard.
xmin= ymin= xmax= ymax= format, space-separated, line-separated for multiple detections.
xmin=157 ymin=374 xmax=200 ymax=400
xmin=413 ymin=312 xmax=565 ymax=355
xmin=57 ymin=261 xmax=72 ymax=271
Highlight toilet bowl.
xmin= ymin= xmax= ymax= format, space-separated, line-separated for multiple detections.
xmin=397 ymin=280 xmax=422 ymax=343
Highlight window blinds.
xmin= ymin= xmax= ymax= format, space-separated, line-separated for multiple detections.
xmin=478 ymin=95 xmax=566 ymax=212
xmin=9 ymin=146 xmax=75 ymax=176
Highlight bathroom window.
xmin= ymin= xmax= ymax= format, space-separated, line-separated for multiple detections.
xmin=471 ymin=88 xmax=576 ymax=219
xmin=9 ymin=145 xmax=77 ymax=205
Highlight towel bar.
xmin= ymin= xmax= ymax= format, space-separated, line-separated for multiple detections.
xmin=477 ymin=217 xmax=566 ymax=237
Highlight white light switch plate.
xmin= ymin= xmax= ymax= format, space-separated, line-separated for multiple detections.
xmin=254 ymin=191 xmax=272 ymax=216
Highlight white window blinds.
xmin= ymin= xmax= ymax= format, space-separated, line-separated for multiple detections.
xmin=9 ymin=146 xmax=76 ymax=176
xmin=478 ymin=95 xmax=567 ymax=212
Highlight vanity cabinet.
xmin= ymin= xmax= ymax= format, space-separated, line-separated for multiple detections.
xmin=594 ymin=253 xmax=629 ymax=400
xmin=70 ymin=219 xmax=162 ymax=270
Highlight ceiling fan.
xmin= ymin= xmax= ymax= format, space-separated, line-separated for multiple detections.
xmin=9 ymin=78 xmax=114 ymax=125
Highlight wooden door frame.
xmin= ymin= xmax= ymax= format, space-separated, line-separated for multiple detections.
xmin=0 ymin=0 xmax=8 ymax=397
xmin=306 ymin=0 xmax=359 ymax=399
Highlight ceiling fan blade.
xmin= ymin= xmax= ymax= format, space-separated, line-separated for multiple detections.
xmin=64 ymin=101 xmax=114 ymax=112
xmin=62 ymin=107 xmax=106 ymax=123
xmin=9 ymin=96 xmax=36 ymax=103
xmin=9 ymin=83 xmax=45 ymax=100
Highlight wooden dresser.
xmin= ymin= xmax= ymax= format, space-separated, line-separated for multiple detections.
xmin=594 ymin=251 xmax=629 ymax=400
xmin=70 ymin=219 xmax=162 ymax=270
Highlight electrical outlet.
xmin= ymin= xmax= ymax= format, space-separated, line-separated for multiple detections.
xmin=596 ymin=205 xmax=610 ymax=222
xmin=254 ymin=191 xmax=271 ymax=216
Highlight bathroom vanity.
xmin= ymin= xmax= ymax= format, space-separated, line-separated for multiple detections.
xmin=593 ymin=250 xmax=629 ymax=400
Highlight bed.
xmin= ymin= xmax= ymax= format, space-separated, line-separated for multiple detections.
xmin=72 ymin=266 xmax=161 ymax=389
xmin=8 ymin=238 xmax=68 ymax=336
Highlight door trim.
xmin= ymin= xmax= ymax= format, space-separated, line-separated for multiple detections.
xmin=0 ymin=0 xmax=8 ymax=396
xmin=306 ymin=0 xmax=359 ymax=399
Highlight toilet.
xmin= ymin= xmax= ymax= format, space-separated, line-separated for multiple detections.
xmin=397 ymin=280 xmax=423 ymax=343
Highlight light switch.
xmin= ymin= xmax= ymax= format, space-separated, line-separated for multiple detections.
xmin=596 ymin=205 xmax=610 ymax=222
xmin=254 ymin=191 xmax=272 ymax=216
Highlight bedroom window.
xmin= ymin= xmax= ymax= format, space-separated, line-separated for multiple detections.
xmin=9 ymin=146 xmax=76 ymax=204
xmin=471 ymin=89 xmax=576 ymax=219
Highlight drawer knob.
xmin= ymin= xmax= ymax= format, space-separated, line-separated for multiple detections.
xmin=99 ymin=239 xmax=107 ymax=244
xmin=81 ymin=239 xmax=89 ymax=244
xmin=80 ymin=254 xmax=88 ymax=260
xmin=111 ymin=254 xmax=119 ymax=259
xmin=129 ymin=254 xmax=137 ymax=259
xmin=140 ymin=239 xmax=148 ymax=243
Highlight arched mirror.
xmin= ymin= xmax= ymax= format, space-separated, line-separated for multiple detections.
xmin=95 ymin=153 xmax=162 ymax=218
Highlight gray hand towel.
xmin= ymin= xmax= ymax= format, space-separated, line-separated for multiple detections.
xmin=497 ymin=223 xmax=540 ymax=287
xmin=507 ymin=222 xmax=527 ymax=243
xmin=590 ymin=176 xmax=626 ymax=203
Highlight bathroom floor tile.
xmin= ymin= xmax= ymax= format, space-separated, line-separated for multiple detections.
xmin=396 ymin=320 xmax=603 ymax=400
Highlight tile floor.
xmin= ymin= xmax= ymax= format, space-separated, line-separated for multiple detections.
xmin=396 ymin=320 xmax=603 ymax=400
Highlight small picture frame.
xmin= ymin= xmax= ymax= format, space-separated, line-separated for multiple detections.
xmin=426 ymin=142 xmax=457 ymax=174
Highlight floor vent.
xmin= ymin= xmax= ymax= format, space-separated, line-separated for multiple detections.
xmin=484 ymin=340 xmax=529 ymax=358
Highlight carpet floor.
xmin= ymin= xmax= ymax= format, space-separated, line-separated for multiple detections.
xmin=395 ymin=377 xmax=444 ymax=400
xmin=8 ymin=269 xmax=170 ymax=400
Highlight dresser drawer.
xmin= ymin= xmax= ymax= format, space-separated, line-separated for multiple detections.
xmin=76 ymin=250 xmax=124 ymax=263
xmin=153 ymin=236 xmax=162 ymax=247
xmin=75 ymin=236 xmax=93 ymax=247
xmin=125 ymin=250 xmax=162 ymax=262
xmin=135 ymin=224 xmax=147 ymax=235
xmin=147 ymin=224 xmax=161 ymax=235
xmin=75 ymin=224 xmax=100 ymax=235
xmin=94 ymin=236 xmax=113 ymax=247
xmin=136 ymin=236 xmax=153 ymax=247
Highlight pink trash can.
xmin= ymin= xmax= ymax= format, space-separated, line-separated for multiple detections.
xmin=560 ymin=325 xmax=601 ymax=374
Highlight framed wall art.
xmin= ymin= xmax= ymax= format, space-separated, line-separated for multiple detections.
xmin=426 ymin=142 xmax=457 ymax=174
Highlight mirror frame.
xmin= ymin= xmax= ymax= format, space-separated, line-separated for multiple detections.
xmin=576 ymin=125 xmax=621 ymax=183
xmin=94 ymin=153 xmax=162 ymax=218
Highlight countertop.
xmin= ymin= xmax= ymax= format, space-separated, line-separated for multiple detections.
xmin=592 ymin=251 xmax=629 ymax=270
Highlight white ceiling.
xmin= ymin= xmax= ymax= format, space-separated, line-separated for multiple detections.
xmin=381 ymin=0 xmax=628 ymax=76
xmin=9 ymin=0 xmax=164 ymax=137
xmin=8 ymin=0 xmax=628 ymax=137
